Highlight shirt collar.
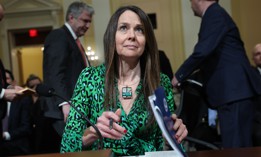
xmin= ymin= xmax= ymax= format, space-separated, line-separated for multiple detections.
xmin=258 ymin=67 xmax=261 ymax=75
xmin=65 ymin=22 xmax=77 ymax=40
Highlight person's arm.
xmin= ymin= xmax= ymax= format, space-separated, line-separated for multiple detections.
xmin=161 ymin=74 xmax=188 ymax=144
xmin=160 ymin=73 xmax=175 ymax=112
xmin=58 ymin=102 xmax=71 ymax=122
xmin=61 ymin=67 xmax=126 ymax=152
xmin=60 ymin=70 xmax=89 ymax=153
xmin=43 ymin=30 xmax=72 ymax=122
xmin=175 ymin=9 xmax=228 ymax=83
xmin=0 ymin=88 xmax=5 ymax=99
xmin=43 ymin=29 xmax=71 ymax=105
xmin=2 ymin=86 xmax=24 ymax=101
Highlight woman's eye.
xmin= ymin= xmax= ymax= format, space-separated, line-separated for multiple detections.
xmin=136 ymin=27 xmax=144 ymax=34
xmin=119 ymin=25 xmax=127 ymax=32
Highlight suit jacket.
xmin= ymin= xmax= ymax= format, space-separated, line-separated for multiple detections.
xmin=175 ymin=3 xmax=261 ymax=107
xmin=253 ymin=67 xmax=261 ymax=123
xmin=0 ymin=97 xmax=32 ymax=155
xmin=43 ymin=25 xmax=86 ymax=119
xmin=0 ymin=59 xmax=7 ymax=135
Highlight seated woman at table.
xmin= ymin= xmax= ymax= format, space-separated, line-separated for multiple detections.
xmin=60 ymin=5 xmax=188 ymax=156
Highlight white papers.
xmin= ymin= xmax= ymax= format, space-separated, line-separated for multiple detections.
xmin=148 ymin=87 xmax=187 ymax=157
xmin=120 ymin=150 xmax=183 ymax=157
xmin=145 ymin=150 xmax=182 ymax=157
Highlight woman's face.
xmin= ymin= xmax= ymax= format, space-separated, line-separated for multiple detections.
xmin=115 ymin=10 xmax=146 ymax=62
xmin=28 ymin=79 xmax=41 ymax=90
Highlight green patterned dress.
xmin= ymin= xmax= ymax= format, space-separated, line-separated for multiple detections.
xmin=60 ymin=64 xmax=175 ymax=156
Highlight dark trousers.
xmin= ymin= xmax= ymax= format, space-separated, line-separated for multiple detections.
xmin=252 ymin=96 xmax=261 ymax=146
xmin=29 ymin=117 xmax=61 ymax=155
xmin=218 ymin=98 xmax=254 ymax=148
xmin=253 ymin=121 xmax=261 ymax=146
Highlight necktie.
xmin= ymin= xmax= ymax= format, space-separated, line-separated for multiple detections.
xmin=76 ymin=39 xmax=90 ymax=67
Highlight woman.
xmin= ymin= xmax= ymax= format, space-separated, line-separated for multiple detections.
xmin=61 ymin=5 xmax=187 ymax=156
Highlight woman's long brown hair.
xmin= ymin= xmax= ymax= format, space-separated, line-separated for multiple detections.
xmin=103 ymin=5 xmax=160 ymax=124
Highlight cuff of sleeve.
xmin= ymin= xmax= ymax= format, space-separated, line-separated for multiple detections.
xmin=0 ymin=88 xmax=5 ymax=99
xmin=58 ymin=101 xmax=70 ymax=107
xmin=3 ymin=132 xmax=11 ymax=140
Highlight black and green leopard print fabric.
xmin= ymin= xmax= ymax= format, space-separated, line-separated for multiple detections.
xmin=60 ymin=64 xmax=175 ymax=156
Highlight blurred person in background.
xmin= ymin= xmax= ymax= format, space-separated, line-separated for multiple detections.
xmin=251 ymin=43 xmax=261 ymax=146
xmin=172 ymin=0 xmax=261 ymax=148
xmin=42 ymin=1 xmax=95 ymax=152
xmin=0 ymin=70 xmax=32 ymax=156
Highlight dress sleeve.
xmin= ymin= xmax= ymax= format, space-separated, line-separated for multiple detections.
xmin=160 ymin=73 xmax=175 ymax=113
xmin=60 ymin=68 xmax=92 ymax=153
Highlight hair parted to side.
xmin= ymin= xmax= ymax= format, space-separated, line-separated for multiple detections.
xmin=65 ymin=1 xmax=94 ymax=21
xmin=103 ymin=5 xmax=160 ymax=122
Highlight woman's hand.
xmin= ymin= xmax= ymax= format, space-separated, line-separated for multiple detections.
xmin=171 ymin=114 xmax=188 ymax=143
xmin=93 ymin=108 xmax=127 ymax=139
xmin=82 ymin=108 xmax=127 ymax=146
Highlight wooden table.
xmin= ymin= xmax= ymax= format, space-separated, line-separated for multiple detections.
xmin=16 ymin=149 xmax=112 ymax=157
xmin=16 ymin=147 xmax=261 ymax=157
xmin=187 ymin=146 xmax=261 ymax=157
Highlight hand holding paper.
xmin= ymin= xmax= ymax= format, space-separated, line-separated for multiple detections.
xmin=3 ymin=85 xmax=33 ymax=101
xmin=171 ymin=114 xmax=188 ymax=144
xmin=148 ymin=87 xmax=188 ymax=157
xmin=16 ymin=87 xmax=36 ymax=96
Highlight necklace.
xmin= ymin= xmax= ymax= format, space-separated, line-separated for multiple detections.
xmin=119 ymin=79 xmax=140 ymax=99
xmin=119 ymin=85 xmax=138 ymax=115
xmin=122 ymin=86 xmax=132 ymax=99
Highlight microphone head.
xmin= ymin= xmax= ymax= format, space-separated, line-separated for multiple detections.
xmin=36 ymin=84 xmax=55 ymax=97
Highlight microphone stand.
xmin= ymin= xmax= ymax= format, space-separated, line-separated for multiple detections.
xmin=53 ymin=93 xmax=104 ymax=149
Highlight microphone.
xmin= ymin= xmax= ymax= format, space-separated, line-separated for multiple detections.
xmin=36 ymin=84 xmax=103 ymax=149
xmin=35 ymin=84 xmax=54 ymax=97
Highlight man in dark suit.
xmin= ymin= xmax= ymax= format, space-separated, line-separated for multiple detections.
xmin=0 ymin=70 xmax=32 ymax=156
xmin=42 ymin=1 xmax=94 ymax=147
xmin=252 ymin=43 xmax=261 ymax=146
xmin=172 ymin=0 xmax=261 ymax=148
